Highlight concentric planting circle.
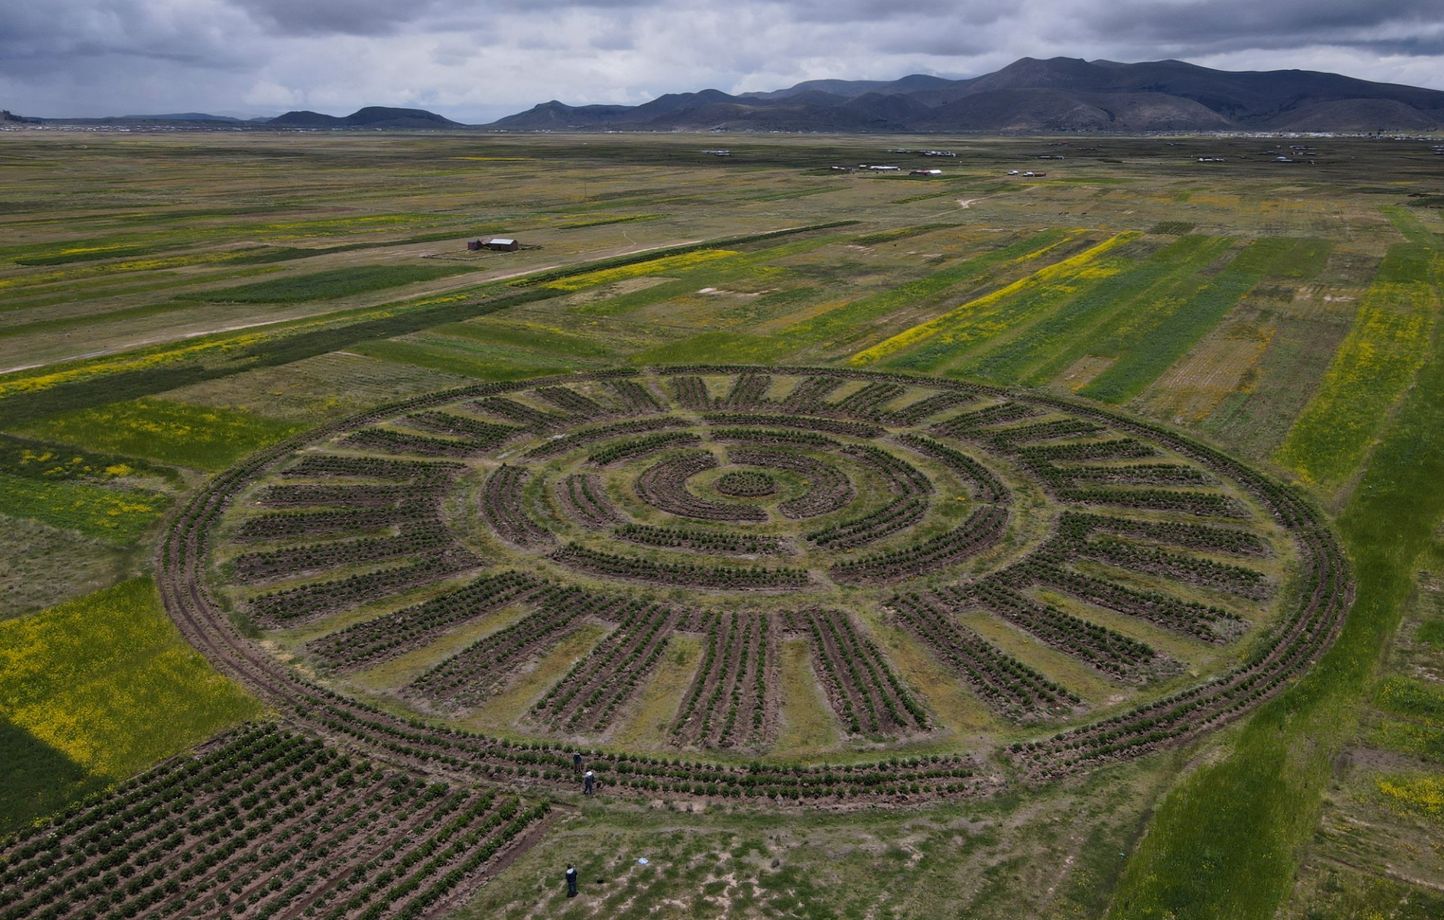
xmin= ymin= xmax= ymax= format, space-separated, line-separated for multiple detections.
xmin=715 ymin=470 xmax=778 ymax=498
xmin=170 ymin=367 xmax=1350 ymax=800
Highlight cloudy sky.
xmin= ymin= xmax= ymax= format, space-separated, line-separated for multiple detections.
xmin=3 ymin=0 xmax=1442 ymax=121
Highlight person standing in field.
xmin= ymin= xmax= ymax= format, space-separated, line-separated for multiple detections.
xmin=583 ymin=770 xmax=596 ymax=795
xmin=566 ymin=864 xmax=579 ymax=898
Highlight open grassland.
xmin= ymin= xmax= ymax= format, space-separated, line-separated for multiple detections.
xmin=459 ymin=760 xmax=1169 ymax=920
xmin=0 ymin=514 xmax=127 ymax=619
xmin=1277 ymin=539 xmax=1444 ymax=918
xmin=1 ymin=130 xmax=1442 ymax=919
xmin=0 ymin=471 xmax=168 ymax=542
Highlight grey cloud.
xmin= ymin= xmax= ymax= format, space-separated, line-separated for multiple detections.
xmin=231 ymin=0 xmax=447 ymax=36
xmin=0 ymin=0 xmax=1440 ymax=119
xmin=1083 ymin=0 xmax=1443 ymax=54
xmin=0 ymin=1 xmax=253 ymax=83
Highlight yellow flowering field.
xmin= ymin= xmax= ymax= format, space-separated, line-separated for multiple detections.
xmin=849 ymin=232 xmax=1136 ymax=367
xmin=0 ymin=579 xmax=261 ymax=828
xmin=542 ymin=248 xmax=739 ymax=291
xmin=0 ymin=332 xmax=264 ymax=401
xmin=1376 ymin=773 xmax=1444 ymax=820
xmin=1276 ymin=245 xmax=1442 ymax=487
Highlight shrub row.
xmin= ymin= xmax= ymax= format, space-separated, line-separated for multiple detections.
xmin=307 ymin=571 xmax=543 ymax=671
xmin=894 ymin=433 xmax=1008 ymax=502
xmin=552 ymin=543 xmax=810 ymax=591
xmin=232 ymin=523 xmax=454 ymax=583
xmin=586 ymin=431 xmax=701 ymax=465
xmin=888 ymin=593 xmax=1078 ymax=720
xmin=616 ymin=523 xmax=787 ymax=556
xmin=634 ymin=451 xmax=765 ymax=522
xmin=831 ymin=505 xmax=1008 ymax=584
xmin=554 ymin=472 xmax=621 ymax=529
xmin=481 ymin=464 xmax=553 ymax=548
xmin=525 ymin=415 xmax=686 ymax=459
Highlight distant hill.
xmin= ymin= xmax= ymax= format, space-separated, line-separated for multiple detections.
xmin=488 ymin=57 xmax=1444 ymax=133
xmin=124 ymin=113 xmax=245 ymax=123
xmin=268 ymin=106 xmax=462 ymax=130
xmin=7 ymin=111 xmax=253 ymax=126
xmin=10 ymin=106 xmax=464 ymax=130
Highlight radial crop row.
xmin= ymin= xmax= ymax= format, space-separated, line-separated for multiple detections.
xmin=671 ymin=612 xmax=777 ymax=750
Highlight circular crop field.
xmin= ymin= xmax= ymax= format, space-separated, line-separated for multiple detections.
xmin=162 ymin=366 xmax=1351 ymax=803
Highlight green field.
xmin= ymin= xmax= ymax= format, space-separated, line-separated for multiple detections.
xmin=1 ymin=130 xmax=1441 ymax=919
xmin=18 ymin=397 xmax=304 ymax=470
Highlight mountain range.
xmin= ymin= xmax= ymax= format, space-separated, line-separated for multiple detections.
xmin=7 ymin=59 xmax=1443 ymax=133
xmin=489 ymin=57 xmax=1444 ymax=133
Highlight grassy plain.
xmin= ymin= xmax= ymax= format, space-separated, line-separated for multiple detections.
xmin=1 ymin=129 xmax=1442 ymax=917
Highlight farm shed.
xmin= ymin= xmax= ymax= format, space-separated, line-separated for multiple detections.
xmin=469 ymin=237 xmax=520 ymax=252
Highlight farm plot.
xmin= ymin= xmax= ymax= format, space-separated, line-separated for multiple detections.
xmin=188 ymin=366 xmax=1342 ymax=779
xmin=183 ymin=263 xmax=477 ymax=304
xmin=1275 ymin=242 xmax=1442 ymax=487
xmin=0 ymin=472 xmax=169 ymax=544
xmin=0 ymin=724 xmax=550 ymax=920
xmin=848 ymin=231 xmax=1137 ymax=371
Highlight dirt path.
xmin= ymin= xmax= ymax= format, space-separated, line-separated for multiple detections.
xmin=0 ymin=236 xmax=710 ymax=378
xmin=0 ymin=316 xmax=296 ymax=376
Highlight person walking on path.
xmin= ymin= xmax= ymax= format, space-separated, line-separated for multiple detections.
xmin=565 ymin=864 xmax=578 ymax=898
xmin=583 ymin=770 xmax=596 ymax=795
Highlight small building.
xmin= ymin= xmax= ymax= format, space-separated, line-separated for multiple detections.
xmin=909 ymin=169 xmax=943 ymax=176
xmin=470 ymin=237 xmax=519 ymax=252
xmin=1021 ymin=171 xmax=1046 ymax=178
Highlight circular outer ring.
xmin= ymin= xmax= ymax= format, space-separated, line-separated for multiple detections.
xmin=159 ymin=366 xmax=1352 ymax=805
